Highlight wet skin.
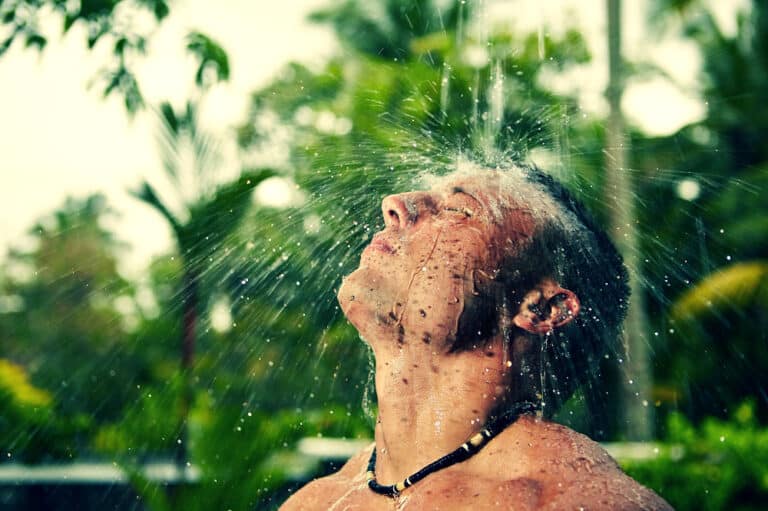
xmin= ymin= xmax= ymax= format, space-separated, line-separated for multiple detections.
xmin=338 ymin=174 xmax=537 ymax=355
xmin=280 ymin=416 xmax=672 ymax=511
xmin=280 ymin=172 xmax=673 ymax=511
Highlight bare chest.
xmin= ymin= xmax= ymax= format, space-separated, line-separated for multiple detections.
xmin=322 ymin=474 xmax=544 ymax=511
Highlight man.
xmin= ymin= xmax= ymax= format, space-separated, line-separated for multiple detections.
xmin=280 ymin=163 xmax=672 ymax=510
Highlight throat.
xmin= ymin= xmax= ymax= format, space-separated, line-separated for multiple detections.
xmin=372 ymin=337 xmax=514 ymax=483
xmin=367 ymin=401 xmax=540 ymax=498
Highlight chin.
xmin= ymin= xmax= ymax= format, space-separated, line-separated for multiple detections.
xmin=337 ymin=268 xmax=375 ymax=327
xmin=337 ymin=267 xmax=363 ymax=306
xmin=337 ymin=266 xmax=401 ymax=340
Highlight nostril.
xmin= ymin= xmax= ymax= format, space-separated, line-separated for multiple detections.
xmin=383 ymin=195 xmax=409 ymax=227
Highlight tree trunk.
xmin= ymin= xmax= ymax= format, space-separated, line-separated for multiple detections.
xmin=176 ymin=268 xmax=197 ymax=469
xmin=605 ymin=0 xmax=653 ymax=440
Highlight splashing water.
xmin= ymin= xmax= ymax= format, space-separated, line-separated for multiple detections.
xmin=6 ymin=3 xmax=766 ymax=510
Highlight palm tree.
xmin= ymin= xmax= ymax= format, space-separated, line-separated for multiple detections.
xmin=132 ymin=100 xmax=274 ymax=468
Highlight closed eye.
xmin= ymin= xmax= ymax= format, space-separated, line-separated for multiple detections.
xmin=445 ymin=207 xmax=474 ymax=217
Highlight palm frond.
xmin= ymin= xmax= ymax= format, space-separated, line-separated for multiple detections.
xmin=670 ymin=261 xmax=768 ymax=321
xmin=130 ymin=181 xmax=185 ymax=243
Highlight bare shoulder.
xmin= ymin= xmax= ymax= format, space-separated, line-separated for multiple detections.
xmin=486 ymin=416 xmax=620 ymax=475
xmin=485 ymin=418 xmax=674 ymax=510
xmin=278 ymin=443 xmax=373 ymax=511
xmin=539 ymin=469 xmax=674 ymax=511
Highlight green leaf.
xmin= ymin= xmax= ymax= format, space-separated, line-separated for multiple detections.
xmin=102 ymin=69 xmax=122 ymax=98
xmin=158 ymin=101 xmax=179 ymax=136
xmin=63 ymin=13 xmax=78 ymax=33
xmin=123 ymin=75 xmax=144 ymax=114
xmin=0 ymin=37 xmax=12 ymax=57
xmin=153 ymin=0 xmax=170 ymax=21
xmin=670 ymin=261 xmax=768 ymax=321
xmin=185 ymin=31 xmax=230 ymax=88
xmin=24 ymin=33 xmax=47 ymax=51
xmin=114 ymin=36 xmax=127 ymax=56
xmin=130 ymin=181 xmax=184 ymax=243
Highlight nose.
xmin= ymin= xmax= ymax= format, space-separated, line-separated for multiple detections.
xmin=381 ymin=192 xmax=435 ymax=228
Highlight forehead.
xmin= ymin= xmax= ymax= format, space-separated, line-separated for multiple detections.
xmin=421 ymin=166 xmax=565 ymax=227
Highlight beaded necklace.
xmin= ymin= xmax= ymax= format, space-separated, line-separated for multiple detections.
xmin=366 ymin=401 xmax=539 ymax=497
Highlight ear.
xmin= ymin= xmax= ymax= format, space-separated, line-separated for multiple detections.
xmin=512 ymin=278 xmax=580 ymax=335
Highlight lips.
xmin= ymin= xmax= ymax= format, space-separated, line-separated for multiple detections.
xmin=367 ymin=235 xmax=395 ymax=254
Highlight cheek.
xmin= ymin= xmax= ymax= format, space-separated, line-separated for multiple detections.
xmin=401 ymin=239 xmax=485 ymax=342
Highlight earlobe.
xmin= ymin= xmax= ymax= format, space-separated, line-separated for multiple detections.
xmin=512 ymin=279 xmax=580 ymax=334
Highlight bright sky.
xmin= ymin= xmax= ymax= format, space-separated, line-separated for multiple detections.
xmin=0 ymin=0 xmax=336 ymax=275
xmin=0 ymin=0 xmax=743 ymax=277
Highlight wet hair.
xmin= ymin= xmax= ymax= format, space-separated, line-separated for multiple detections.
xmin=456 ymin=164 xmax=630 ymax=415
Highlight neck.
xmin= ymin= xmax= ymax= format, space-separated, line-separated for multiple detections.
xmin=371 ymin=335 xmax=521 ymax=484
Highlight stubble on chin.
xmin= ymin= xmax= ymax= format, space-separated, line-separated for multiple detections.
xmin=337 ymin=266 xmax=400 ymax=339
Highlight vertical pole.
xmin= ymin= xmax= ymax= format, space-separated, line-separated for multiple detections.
xmin=605 ymin=0 xmax=653 ymax=440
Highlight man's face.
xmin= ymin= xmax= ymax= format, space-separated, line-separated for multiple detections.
xmin=338 ymin=172 xmax=537 ymax=351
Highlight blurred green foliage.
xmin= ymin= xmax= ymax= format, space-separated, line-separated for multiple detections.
xmin=0 ymin=358 xmax=80 ymax=462
xmin=0 ymin=0 xmax=767 ymax=509
xmin=0 ymin=0 xmax=227 ymax=112
xmin=633 ymin=0 xmax=768 ymax=426
xmin=624 ymin=401 xmax=768 ymax=511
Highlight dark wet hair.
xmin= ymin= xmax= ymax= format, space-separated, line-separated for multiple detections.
xmin=523 ymin=166 xmax=629 ymax=413
xmin=456 ymin=164 xmax=630 ymax=415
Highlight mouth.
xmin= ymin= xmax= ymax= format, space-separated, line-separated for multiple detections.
xmin=367 ymin=235 xmax=395 ymax=254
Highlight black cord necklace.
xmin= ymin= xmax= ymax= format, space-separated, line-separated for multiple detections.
xmin=366 ymin=401 xmax=540 ymax=498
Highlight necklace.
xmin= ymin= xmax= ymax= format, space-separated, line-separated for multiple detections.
xmin=366 ymin=401 xmax=539 ymax=498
